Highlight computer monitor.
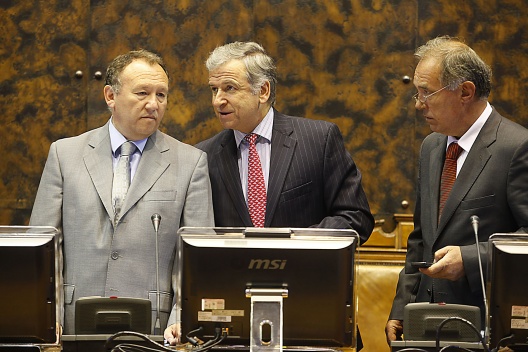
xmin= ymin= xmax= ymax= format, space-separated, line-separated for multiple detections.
xmin=176 ymin=227 xmax=359 ymax=349
xmin=0 ymin=226 xmax=61 ymax=344
xmin=487 ymin=234 xmax=528 ymax=350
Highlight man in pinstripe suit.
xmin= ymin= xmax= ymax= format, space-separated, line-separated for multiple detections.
xmin=192 ymin=41 xmax=373 ymax=350
xmin=195 ymin=41 xmax=374 ymax=244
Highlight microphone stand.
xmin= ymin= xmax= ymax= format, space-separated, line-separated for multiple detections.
xmin=151 ymin=214 xmax=162 ymax=335
xmin=471 ymin=215 xmax=489 ymax=347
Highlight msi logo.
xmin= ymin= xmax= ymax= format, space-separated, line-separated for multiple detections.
xmin=248 ymin=259 xmax=287 ymax=270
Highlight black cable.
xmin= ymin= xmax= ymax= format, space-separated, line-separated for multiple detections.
xmin=189 ymin=327 xmax=228 ymax=352
xmin=105 ymin=330 xmax=176 ymax=352
xmin=435 ymin=317 xmax=489 ymax=352
xmin=491 ymin=334 xmax=514 ymax=352
xmin=186 ymin=326 xmax=205 ymax=346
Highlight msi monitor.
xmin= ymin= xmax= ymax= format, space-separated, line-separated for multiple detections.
xmin=487 ymin=234 xmax=528 ymax=350
xmin=176 ymin=227 xmax=359 ymax=349
xmin=0 ymin=226 xmax=61 ymax=344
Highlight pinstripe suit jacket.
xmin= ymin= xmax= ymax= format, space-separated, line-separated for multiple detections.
xmin=195 ymin=110 xmax=374 ymax=243
xmin=389 ymin=108 xmax=528 ymax=323
xmin=29 ymin=121 xmax=214 ymax=334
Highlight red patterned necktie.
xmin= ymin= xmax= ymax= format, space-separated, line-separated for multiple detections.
xmin=245 ymin=133 xmax=267 ymax=227
xmin=439 ymin=142 xmax=463 ymax=219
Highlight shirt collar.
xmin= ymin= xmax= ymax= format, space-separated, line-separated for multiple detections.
xmin=109 ymin=118 xmax=148 ymax=156
xmin=234 ymin=108 xmax=274 ymax=147
xmin=447 ymin=102 xmax=492 ymax=151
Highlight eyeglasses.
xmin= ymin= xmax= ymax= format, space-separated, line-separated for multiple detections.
xmin=413 ymin=85 xmax=449 ymax=104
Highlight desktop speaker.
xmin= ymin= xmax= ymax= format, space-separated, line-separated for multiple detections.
xmin=75 ymin=297 xmax=152 ymax=334
xmin=404 ymin=302 xmax=481 ymax=342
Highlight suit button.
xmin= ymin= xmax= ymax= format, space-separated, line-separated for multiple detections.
xmin=111 ymin=251 xmax=119 ymax=260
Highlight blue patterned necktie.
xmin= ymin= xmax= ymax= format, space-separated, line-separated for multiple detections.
xmin=112 ymin=141 xmax=136 ymax=225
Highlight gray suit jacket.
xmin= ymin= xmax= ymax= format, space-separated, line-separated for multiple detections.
xmin=29 ymin=121 xmax=214 ymax=334
xmin=195 ymin=110 xmax=374 ymax=243
xmin=389 ymin=108 xmax=528 ymax=323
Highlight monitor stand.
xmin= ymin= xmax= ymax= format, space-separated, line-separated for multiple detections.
xmin=246 ymin=288 xmax=289 ymax=352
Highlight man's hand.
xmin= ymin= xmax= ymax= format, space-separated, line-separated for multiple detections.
xmin=420 ymin=245 xmax=465 ymax=281
xmin=164 ymin=322 xmax=181 ymax=346
xmin=385 ymin=319 xmax=403 ymax=346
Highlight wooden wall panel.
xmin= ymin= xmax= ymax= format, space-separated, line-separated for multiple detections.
xmin=0 ymin=0 xmax=89 ymax=225
xmin=1 ymin=0 xmax=527 ymax=236
xmin=252 ymin=0 xmax=418 ymax=219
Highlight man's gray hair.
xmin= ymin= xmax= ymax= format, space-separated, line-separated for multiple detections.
xmin=415 ymin=35 xmax=492 ymax=99
xmin=206 ymin=42 xmax=277 ymax=106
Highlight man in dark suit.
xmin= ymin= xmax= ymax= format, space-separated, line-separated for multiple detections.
xmin=385 ymin=36 xmax=528 ymax=344
xmin=192 ymin=41 xmax=373 ymax=350
xmin=195 ymin=41 xmax=374 ymax=244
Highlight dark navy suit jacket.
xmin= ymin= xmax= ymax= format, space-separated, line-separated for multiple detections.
xmin=196 ymin=109 xmax=374 ymax=244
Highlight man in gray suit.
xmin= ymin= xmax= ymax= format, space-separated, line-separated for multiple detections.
xmin=195 ymin=41 xmax=374 ymax=241
xmin=30 ymin=50 xmax=213 ymax=338
xmin=385 ymin=36 xmax=528 ymax=344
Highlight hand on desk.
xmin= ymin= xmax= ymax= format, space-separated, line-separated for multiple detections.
xmin=385 ymin=319 xmax=403 ymax=346
xmin=164 ymin=322 xmax=181 ymax=346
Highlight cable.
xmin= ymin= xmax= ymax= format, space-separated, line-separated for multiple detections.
xmin=490 ymin=334 xmax=514 ymax=352
xmin=185 ymin=326 xmax=205 ymax=346
xmin=188 ymin=327 xmax=228 ymax=352
xmin=105 ymin=330 xmax=176 ymax=352
xmin=435 ymin=317 xmax=489 ymax=352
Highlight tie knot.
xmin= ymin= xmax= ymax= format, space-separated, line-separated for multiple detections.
xmin=119 ymin=141 xmax=136 ymax=157
xmin=244 ymin=133 xmax=258 ymax=145
xmin=446 ymin=142 xmax=463 ymax=160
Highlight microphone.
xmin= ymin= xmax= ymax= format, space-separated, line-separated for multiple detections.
xmin=152 ymin=213 xmax=161 ymax=233
xmin=151 ymin=213 xmax=162 ymax=335
xmin=470 ymin=215 xmax=489 ymax=345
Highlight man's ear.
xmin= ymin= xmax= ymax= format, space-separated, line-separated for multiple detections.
xmin=103 ymin=85 xmax=116 ymax=109
xmin=259 ymin=81 xmax=271 ymax=104
xmin=460 ymin=81 xmax=476 ymax=102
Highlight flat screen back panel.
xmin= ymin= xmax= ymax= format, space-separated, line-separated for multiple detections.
xmin=488 ymin=234 xmax=528 ymax=350
xmin=177 ymin=227 xmax=358 ymax=348
xmin=0 ymin=226 xmax=60 ymax=344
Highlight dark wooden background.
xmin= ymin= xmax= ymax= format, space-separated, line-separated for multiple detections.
xmin=1 ymin=0 xmax=527 ymax=228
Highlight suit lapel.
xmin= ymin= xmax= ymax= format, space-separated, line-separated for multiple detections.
xmin=265 ymin=112 xmax=296 ymax=226
xmin=437 ymin=110 xmax=498 ymax=234
xmin=84 ymin=123 xmax=115 ymax=220
xmin=429 ymin=137 xmax=447 ymax=230
xmin=217 ymin=132 xmax=253 ymax=226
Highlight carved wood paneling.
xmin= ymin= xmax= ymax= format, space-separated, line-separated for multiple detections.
xmin=1 ymin=0 xmax=527 ymax=235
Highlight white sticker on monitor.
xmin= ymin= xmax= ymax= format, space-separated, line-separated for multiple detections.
xmin=511 ymin=318 xmax=528 ymax=330
xmin=198 ymin=311 xmax=231 ymax=322
xmin=212 ymin=309 xmax=244 ymax=317
xmin=512 ymin=305 xmax=528 ymax=318
xmin=511 ymin=306 xmax=528 ymax=330
xmin=201 ymin=298 xmax=225 ymax=310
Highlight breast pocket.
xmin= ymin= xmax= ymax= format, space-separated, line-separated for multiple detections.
xmin=281 ymin=181 xmax=313 ymax=202
xmin=143 ymin=190 xmax=176 ymax=202
xmin=460 ymin=194 xmax=495 ymax=210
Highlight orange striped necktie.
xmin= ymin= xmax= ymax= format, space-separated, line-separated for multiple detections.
xmin=439 ymin=142 xmax=463 ymax=219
